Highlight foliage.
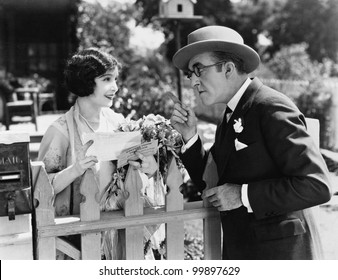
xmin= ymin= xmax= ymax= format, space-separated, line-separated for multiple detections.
xmin=184 ymin=233 xmax=204 ymax=260
xmin=267 ymin=43 xmax=324 ymax=80
xmin=101 ymin=114 xmax=184 ymax=212
xmin=265 ymin=42 xmax=337 ymax=149
xmin=252 ymin=63 xmax=278 ymax=80
xmin=227 ymin=0 xmax=274 ymax=53
xmin=112 ymin=53 xmax=177 ymax=120
xmin=76 ymin=0 xmax=337 ymax=151
xmin=117 ymin=114 xmax=184 ymax=176
xmin=265 ymin=43 xmax=335 ymax=149
xmin=135 ymin=0 xmax=267 ymax=61
xmin=19 ymin=74 xmax=54 ymax=92
xmin=136 ymin=0 xmax=338 ymax=65
xmin=296 ymin=80 xmax=334 ymax=149
xmin=77 ymin=0 xmax=136 ymax=66
xmin=76 ymin=0 xmax=177 ymax=119
xmin=0 ymin=73 xmax=54 ymax=101
xmin=264 ymin=0 xmax=338 ymax=62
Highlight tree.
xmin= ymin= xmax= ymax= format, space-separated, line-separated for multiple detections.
xmin=76 ymin=0 xmax=177 ymax=119
xmin=226 ymin=0 xmax=274 ymax=53
xmin=136 ymin=0 xmax=338 ymax=64
xmin=77 ymin=0 xmax=136 ymax=67
xmin=135 ymin=0 xmax=268 ymax=61
xmin=267 ymin=43 xmax=322 ymax=80
xmin=297 ymin=80 xmax=334 ymax=149
xmin=264 ymin=0 xmax=338 ymax=62
xmin=266 ymin=43 xmax=335 ymax=149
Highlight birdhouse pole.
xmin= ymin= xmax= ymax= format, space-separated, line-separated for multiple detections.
xmin=174 ymin=20 xmax=182 ymax=101
xmin=157 ymin=0 xmax=203 ymax=102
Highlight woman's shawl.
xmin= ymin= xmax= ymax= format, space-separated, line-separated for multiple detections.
xmin=38 ymin=102 xmax=124 ymax=216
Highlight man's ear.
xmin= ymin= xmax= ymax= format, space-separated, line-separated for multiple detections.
xmin=224 ymin=62 xmax=235 ymax=77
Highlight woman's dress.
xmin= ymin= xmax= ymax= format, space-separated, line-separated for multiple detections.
xmin=38 ymin=101 xmax=166 ymax=259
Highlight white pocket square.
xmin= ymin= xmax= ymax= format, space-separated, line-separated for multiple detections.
xmin=234 ymin=138 xmax=248 ymax=151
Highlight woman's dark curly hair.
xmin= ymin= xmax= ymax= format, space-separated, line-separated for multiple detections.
xmin=64 ymin=48 xmax=121 ymax=97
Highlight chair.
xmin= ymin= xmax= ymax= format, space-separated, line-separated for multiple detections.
xmin=4 ymin=87 xmax=39 ymax=131
xmin=37 ymin=92 xmax=57 ymax=115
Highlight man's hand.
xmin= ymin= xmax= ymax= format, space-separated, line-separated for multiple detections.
xmin=170 ymin=103 xmax=197 ymax=143
xmin=202 ymin=183 xmax=243 ymax=211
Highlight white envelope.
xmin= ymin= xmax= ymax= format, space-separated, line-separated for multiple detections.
xmin=84 ymin=131 xmax=142 ymax=161
xmin=234 ymin=138 xmax=248 ymax=151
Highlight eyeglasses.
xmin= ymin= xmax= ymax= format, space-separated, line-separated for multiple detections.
xmin=186 ymin=60 xmax=227 ymax=79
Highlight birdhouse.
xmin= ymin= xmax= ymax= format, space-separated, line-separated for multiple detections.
xmin=159 ymin=0 xmax=197 ymax=18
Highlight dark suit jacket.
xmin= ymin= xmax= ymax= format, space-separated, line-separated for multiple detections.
xmin=181 ymin=78 xmax=332 ymax=260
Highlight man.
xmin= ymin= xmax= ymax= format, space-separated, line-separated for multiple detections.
xmin=171 ymin=25 xmax=332 ymax=259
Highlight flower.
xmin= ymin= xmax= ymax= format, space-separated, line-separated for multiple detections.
xmin=114 ymin=113 xmax=184 ymax=181
xmin=119 ymin=114 xmax=183 ymax=152
xmin=101 ymin=114 xmax=183 ymax=257
xmin=140 ymin=114 xmax=167 ymax=128
xmin=118 ymin=118 xmax=141 ymax=132
xmin=233 ymin=118 xmax=243 ymax=133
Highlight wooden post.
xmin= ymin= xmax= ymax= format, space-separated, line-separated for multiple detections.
xmin=31 ymin=161 xmax=56 ymax=260
xmin=202 ymin=153 xmax=222 ymax=259
xmin=123 ymin=166 xmax=144 ymax=260
xmin=165 ymin=158 xmax=184 ymax=259
xmin=326 ymin=79 xmax=338 ymax=150
xmin=174 ymin=20 xmax=182 ymax=101
xmin=80 ymin=169 xmax=101 ymax=260
xmin=306 ymin=118 xmax=320 ymax=148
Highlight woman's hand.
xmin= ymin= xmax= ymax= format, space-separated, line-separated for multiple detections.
xmin=73 ymin=140 xmax=98 ymax=177
xmin=128 ymin=152 xmax=158 ymax=178
xmin=51 ymin=140 xmax=98 ymax=195
xmin=73 ymin=156 xmax=98 ymax=177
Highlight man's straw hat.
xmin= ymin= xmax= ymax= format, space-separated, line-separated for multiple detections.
xmin=173 ymin=25 xmax=260 ymax=73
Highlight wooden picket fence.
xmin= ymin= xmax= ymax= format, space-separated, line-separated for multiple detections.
xmin=31 ymin=156 xmax=222 ymax=260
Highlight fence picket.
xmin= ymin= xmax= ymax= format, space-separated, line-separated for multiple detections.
xmin=165 ymin=158 xmax=184 ymax=259
xmin=124 ymin=167 xmax=144 ymax=259
xmin=31 ymin=161 xmax=56 ymax=259
xmin=80 ymin=169 xmax=101 ymax=260
xmin=32 ymin=157 xmax=222 ymax=260
xmin=202 ymin=153 xmax=222 ymax=259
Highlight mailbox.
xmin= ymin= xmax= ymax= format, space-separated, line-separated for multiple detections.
xmin=0 ymin=132 xmax=32 ymax=220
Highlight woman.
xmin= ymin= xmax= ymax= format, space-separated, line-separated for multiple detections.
xmin=38 ymin=48 xmax=165 ymax=259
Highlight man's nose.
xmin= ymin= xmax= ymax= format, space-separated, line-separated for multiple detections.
xmin=190 ymin=74 xmax=200 ymax=88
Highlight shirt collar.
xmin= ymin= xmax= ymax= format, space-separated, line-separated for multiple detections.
xmin=227 ymin=78 xmax=251 ymax=112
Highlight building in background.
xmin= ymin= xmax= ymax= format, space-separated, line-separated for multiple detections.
xmin=0 ymin=0 xmax=79 ymax=110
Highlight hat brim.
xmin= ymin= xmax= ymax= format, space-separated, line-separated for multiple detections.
xmin=173 ymin=40 xmax=260 ymax=73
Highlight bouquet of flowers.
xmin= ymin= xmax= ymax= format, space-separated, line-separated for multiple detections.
xmin=100 ymin=113 xmax=184 ymax=211
xmin=120 ymin=114 xmax=184 ymax=174
xmin=100 ymin=114 xmax=184 ymax=260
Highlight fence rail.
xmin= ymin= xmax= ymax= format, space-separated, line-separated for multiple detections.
xmin=31 ymin=155 xmax=222 ymax=260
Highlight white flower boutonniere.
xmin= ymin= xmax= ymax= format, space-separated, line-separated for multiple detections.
xmin=233 ymin=118 xmax=243 ymax=134
xmin=233 ymin=118 xmax=247 ymax=151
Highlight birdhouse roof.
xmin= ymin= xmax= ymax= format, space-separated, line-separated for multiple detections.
xmin=161 ymin=0 xmax=197 ymax=4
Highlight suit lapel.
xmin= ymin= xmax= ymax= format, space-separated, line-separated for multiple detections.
xmin=215 ymin=78 xmax=263 ymax=182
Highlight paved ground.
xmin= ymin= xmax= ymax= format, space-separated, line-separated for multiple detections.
xmin=0 ymin=112 xmax=63 ymax=160
xmin=0 ymin=112 xmax=63 ymax=134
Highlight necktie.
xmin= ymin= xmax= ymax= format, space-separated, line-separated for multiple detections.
xmin=218 ymin=106 xmax=232 ymax=141
xmin=225 ymin=106 xmax=232 ymax=123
